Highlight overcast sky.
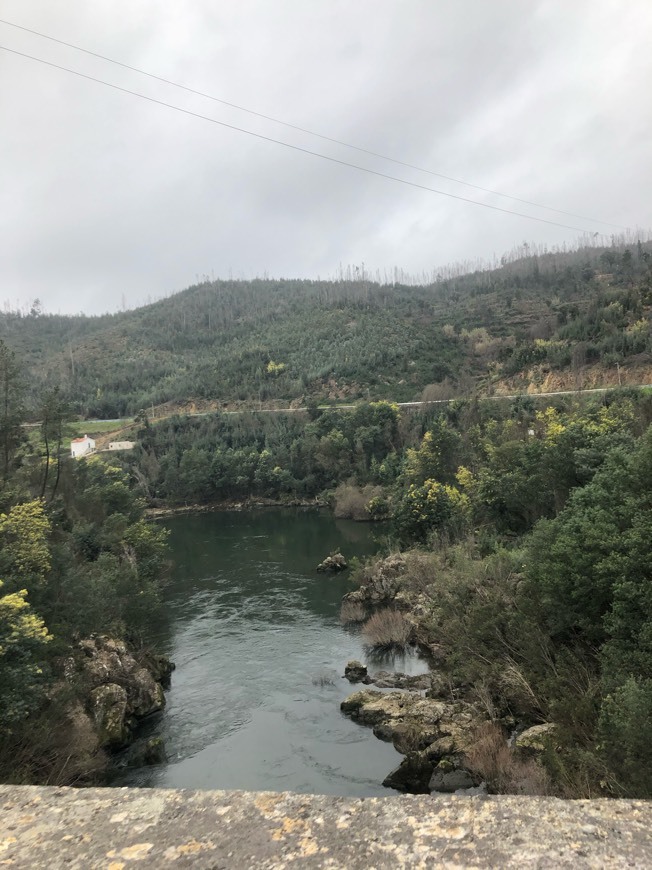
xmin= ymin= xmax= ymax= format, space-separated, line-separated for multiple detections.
xmin=1 ymin=1 xmax=651 ymax=315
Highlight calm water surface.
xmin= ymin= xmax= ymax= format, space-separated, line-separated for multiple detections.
xmin=118 ymin=509 xmax=425 ymax=796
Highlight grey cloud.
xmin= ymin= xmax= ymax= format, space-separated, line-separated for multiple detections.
xmin=1 ymin=0 xmax=651 ymax=313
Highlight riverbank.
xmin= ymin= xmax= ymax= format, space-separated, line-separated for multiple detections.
xmin=339 ymin=551 xmax=555 ymax=796
xmin=145 ymin=496 xmax=326 ymax=518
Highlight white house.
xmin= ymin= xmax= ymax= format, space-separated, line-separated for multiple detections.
xmin=108 ymin=441 xmax=135 ymax=451
xmin=70 ymin=435 xmax=96 ymax=458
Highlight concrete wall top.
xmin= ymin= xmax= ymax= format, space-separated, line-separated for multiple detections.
xmin=2 ymin=785 xmax=652 ymax=868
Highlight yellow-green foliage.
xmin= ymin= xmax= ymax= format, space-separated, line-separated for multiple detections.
xmin=404 ymin=431 xmax=440 ymax=485
xmin=536 ymin=401 xmax=635 ymax=446
xmin=0 ymin=580 xmax=51 ymax=726
xmin=395 ymin=478 xmax=470 ymax=542
xmin=266 ymin=360 xmax=286 ymax=375
xmin=0 ymin=582 xmax=51 ymax=655
xmin=402 ymin=419 xmax=461 ymax=488
xmin=0 ymin=501 xmax=51 ymax=588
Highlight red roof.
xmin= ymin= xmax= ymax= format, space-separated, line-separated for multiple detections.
xmin=71 ymin=436 xmax=91 ymax=443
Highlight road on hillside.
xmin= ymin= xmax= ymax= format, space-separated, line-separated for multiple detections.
xmin=220 ymin=383 xmax=652 ymax=415
xmin=68 ymin=383 xmax=652 ymax=432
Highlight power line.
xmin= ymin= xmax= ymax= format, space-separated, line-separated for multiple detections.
xmin=0 ymin=44 xmax=610 ymax=235
xmin=0 ymin=17 xmax=629 ymax=232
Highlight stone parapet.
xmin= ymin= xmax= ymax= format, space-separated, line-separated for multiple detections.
xmin=1 ymin=785 xmax=652 ymax=868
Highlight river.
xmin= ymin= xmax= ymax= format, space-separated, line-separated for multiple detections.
xmin=116 ymin=509 xmax=426 ymax=796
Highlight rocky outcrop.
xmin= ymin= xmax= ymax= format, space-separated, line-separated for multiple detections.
xmin=68 ymin=636 xmax=173 ymax=752
xmin=514 ymin=723 xmax=557 ymax=756
xmin=366 ymin=670 xmax=435 ymax=691
xmin=317 ymin=552 xmax=348 ymax=572
xmin=429 ymin=764 xmax=478 ymax=793
xmin=89 ymin=684 xmax=130 ymax=748
xmin=383 ymin=751 xmax=434 ymax=793
xmin=341 ymin=689 xmax=478 ymax=748
xmin=342 ymin=553 xmax=406 ymax=605
xmin=341 ymin=688 xmax=483 ymax=794
xmin=342 ymin=663 xmax=440 ymax=691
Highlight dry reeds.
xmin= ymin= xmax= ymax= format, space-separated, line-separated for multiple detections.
xmin=361 ymin=608 xmax=413 ymax=650
xmin=464 ymin=721 xmax=550 ymax=796
xmin=333 ymin=483 xmax=384 ymax=521
xmin=340 ymin=600 xmax=367 ymax=625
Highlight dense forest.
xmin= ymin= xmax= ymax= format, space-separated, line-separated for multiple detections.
xmin=2 ymin=236 xmax=652 ymax=797
xmin=1 ymin=237 xmax=651 ymax=418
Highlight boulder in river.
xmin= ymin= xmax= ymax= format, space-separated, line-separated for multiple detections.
xmin=344 ymin=660 xmax=368 ymax=683
xmin=383 ymin=751 xmax=434 ymax=794
xmin=342 ymin=688 xmax=483 ymax=793
xmin=120 ymin=736 xmax=168 ymax=768
xmin=317 ymin=552 xmax=348 ymax=572
xmin=341 ymin=689 xmax=480 ymax=752
xmin=429 ymin=762 xmax=479 ymax=793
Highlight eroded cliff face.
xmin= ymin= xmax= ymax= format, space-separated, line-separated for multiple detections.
xmin=55 ymin=636 xmax=174 ymax=779
xmin=493 ymin=362 xmax=652 ymax=396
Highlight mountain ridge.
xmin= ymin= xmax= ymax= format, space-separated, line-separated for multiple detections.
xmin=2 ymin=239 xmax=650 ymax=418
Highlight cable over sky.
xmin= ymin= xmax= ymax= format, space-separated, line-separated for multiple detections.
xmin=0 ymin=43 xmax=618 ymax=236
xmin=0 ymin=16 xmax=629 ymax=232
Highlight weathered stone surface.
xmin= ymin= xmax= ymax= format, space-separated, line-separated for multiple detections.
xmin=515 ymin=723 xmax=557 ymax=756
xmin=424 ymin=735 xmax=457 ymax=761
xmin=69 ymin=636 xmax=171 ymax=753
xmin=383 ymin=752 xmax=434 ymax=793
xmin=341 ymin=689 xmax=479 ymax=753
xmin=120 ymin=736 xmax=167 ymax=768
xmin=429 ymin=767 xmax=478 ymax=793
xmin=140 ymin=652 xmax=176 ymax=689
xmin=3 ymin=785 xmax=652 ymax=868
xmin=128 ymin=668 xmax=165 ymax=718
xmin=89 ymin=684 xmax=129 ymax=748
xmin=344 ymin=660 xmax=368 ymax=683
xmin=367 ymin=670 xmax=433 ymax=690
xmin=75 ymin=637 xmax=169 ymax=718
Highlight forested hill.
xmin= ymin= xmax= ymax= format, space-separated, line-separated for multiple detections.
xmin=3 ymin=239 xmax=652 ymax=418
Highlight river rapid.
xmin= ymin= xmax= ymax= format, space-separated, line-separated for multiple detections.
xmin=116 ymin=509 xmax=425 ymax=796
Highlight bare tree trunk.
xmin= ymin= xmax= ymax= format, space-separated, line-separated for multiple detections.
xmin=40 ymin=420 xmax=50 ymax=499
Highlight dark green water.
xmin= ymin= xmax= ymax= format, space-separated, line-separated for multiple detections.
xmin=118 ymin=509 xmax=425 ymax=796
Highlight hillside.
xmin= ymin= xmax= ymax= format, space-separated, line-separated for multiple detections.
xmin=2 ymin=239 xmax=651 ymax=418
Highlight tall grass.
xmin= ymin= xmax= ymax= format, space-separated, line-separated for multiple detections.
xmin=340 ymin=600 xmax=367 ymax=624
xmin=361 ymin=608 xmax=412 ymax=650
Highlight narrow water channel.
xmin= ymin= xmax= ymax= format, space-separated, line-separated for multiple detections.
xmin=117 ymin=509 xmax=425 ymax=796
